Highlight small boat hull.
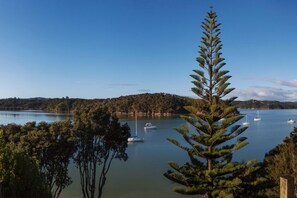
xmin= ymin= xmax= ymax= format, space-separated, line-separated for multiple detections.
xmin=287 ymin=119 xmax=295 ymax=124
xmin=242 ymin=122 xmax=249 ymax=126
xmin=128 ymin=136 xmax=144 ymax=142
xmin=254 ymin=117 xmax=261 ymax=121
xmin=144 ymin=123 xmax=157 ymax=130
xmin=144 ymin=126 xmax=157 ymax=130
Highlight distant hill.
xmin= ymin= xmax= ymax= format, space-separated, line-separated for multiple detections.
xmin=0 ymin=94 xmax=297 ymax=115
xmin=0 ymin=93 xmax=190 ymax=116
xmin=233 ymin=99 xmax=297 ymax=109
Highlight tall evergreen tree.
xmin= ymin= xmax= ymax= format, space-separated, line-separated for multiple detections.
xmin=164 ymin=9 xmax=262 ymax=198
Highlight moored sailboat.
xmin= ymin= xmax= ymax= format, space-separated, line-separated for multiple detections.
xmin=242 ymin=115 xmax=249 ymax=126
xmin=128 ymin=115 xmax=144 ymax=142
xmin=254 ymin=111 xmax=261 ymax=121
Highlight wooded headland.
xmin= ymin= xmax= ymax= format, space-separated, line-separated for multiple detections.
xmin=0 ymin=93 xmax=296 ymax=115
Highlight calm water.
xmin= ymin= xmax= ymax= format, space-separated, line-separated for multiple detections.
xmin=0 ymin=109 xmax=296 ymax=198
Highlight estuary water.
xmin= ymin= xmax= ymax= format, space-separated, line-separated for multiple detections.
xmin=0 ymin=109 xmax=296 ymax=198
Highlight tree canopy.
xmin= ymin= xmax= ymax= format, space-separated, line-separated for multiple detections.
xmin=0 ymin=130 xmax=51 ymax=198
xmin=73 ymin=105 xmax=130 ymax=198
xmin=0 ymin=121 xmax=76 ymax=198
xmin=261 ymin=127 xmax=297 ymax=197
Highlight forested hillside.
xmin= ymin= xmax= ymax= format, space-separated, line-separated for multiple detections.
xmin=0 ymin=94 xmax=297 ymax=115
xmin=0 ymin=93 xmax=190 ymax=116
xmin=233 ymin=100 xmax=297 ymax=109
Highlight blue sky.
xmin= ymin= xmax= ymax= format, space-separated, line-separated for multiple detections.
xmin=0 ymin=0 xmax=297 ymax=101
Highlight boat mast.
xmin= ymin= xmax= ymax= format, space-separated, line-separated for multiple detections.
xmin=136 ymin=114 xmax=138 ymax=136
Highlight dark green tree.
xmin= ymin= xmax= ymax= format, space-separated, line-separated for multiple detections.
xmin=73 ymin=105 xmax=130 ymax=198
xmin=1 ymin=121 xmax=76 ymax=198
xmin=0 ymin=130 xmax=51 ymax=198
xmin=164 ymin=9 xmax=262 ymax=198
xmin=39 ymin=120 xmax=76 ymax=198
xmin=262 ymin=127 xmax=297 ymax=197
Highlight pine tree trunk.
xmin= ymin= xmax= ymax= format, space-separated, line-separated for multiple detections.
xmin=208 ymin=146 xmax=213 ymax=171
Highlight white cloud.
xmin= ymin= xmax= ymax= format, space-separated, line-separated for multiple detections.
xmin=232 ymin=86 xmax=297 ymax=101
xmin=270 ymin=79 xmax=297 ymax=88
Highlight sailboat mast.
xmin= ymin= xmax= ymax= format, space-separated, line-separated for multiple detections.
xmin=136 ymin=114 xmax=138 ymax=136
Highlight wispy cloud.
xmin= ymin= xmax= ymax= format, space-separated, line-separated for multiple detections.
xmin=109 ymin=83 xmax=138 ymax=87
xmin=137 ymin=89 xmax=151 ymax=93
xmin=232 ymin=86 xmax=297 ymax=101
xmin=270 ymin=79 xmax=297 ymax=88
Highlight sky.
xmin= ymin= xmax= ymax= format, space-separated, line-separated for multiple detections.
xmin=0 ymin=0 xmax=297 ymax=101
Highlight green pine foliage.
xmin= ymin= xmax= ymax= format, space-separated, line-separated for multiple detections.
xmin=164 ymin=9 xmax=263 ymax=198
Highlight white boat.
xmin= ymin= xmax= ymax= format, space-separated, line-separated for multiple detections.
xmin=218 ymin=118 xmax=225 ymax=123
xmin=242 ymin=115 xmax=249 ymax=126
xmin=128 ymin=115 xmax=144 ymax=142
xmin=287 ymin=119 xmax=295 ymax=124
xmin=254 ymin=111 xmax=261 ymax=121
xmin=128 ymin=136 xmax=144 ymax=142
xmin=144 ymin=122 xmax=157 ymax=130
